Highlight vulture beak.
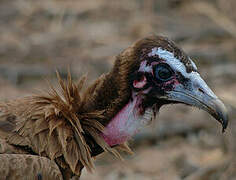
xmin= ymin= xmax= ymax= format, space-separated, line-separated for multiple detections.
xmin=164 ymin=73 xmax=228 ymax=132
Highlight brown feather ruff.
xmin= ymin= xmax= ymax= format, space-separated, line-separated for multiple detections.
xmin=0 ymin=72 xmax=131 ymax=177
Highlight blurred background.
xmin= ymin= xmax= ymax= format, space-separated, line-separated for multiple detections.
xmin=0 ymin=0 xmax=236 ymax=179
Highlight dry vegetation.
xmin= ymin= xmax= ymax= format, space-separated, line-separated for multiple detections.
xmin=0 ymin=0 xmax=236 ymax=179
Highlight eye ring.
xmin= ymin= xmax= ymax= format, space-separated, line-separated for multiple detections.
xmin=154 ymin=63 xmax=173 ymax=81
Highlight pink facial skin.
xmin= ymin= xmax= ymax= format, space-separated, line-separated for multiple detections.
xmin=101 ymin=95 xmax=152 ymax=146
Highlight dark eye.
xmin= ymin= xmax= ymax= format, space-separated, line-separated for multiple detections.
xmin=154 ymin=64 xmax=173 ymax=81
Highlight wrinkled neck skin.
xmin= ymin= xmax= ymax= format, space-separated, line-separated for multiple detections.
xmin=101 ymin=92 xmax=153 ymax=146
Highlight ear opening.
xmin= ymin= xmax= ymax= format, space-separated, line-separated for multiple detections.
xmin=133 ymin=74 xmax=147 ymax=89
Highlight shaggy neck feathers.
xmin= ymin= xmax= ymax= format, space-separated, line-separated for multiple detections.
xmin=82 ymin=54 xmax=135 ymax=127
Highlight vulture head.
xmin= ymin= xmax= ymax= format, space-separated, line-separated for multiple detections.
xmin=101 ymin=35 xmax=228 ymax=146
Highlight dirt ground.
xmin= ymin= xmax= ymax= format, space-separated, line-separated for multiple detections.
xmin=0 ymin=0 xmax=236 ymax=179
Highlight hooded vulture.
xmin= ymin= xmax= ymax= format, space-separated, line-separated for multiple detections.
xmin=0 ymin=35 xmax=228 ymax=179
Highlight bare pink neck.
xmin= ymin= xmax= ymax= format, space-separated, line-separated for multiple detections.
xmin=101 ymin=95 xmax=152 ymax=146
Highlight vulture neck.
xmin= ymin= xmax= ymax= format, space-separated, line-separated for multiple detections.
xmin=83 ymin=70 xmax=132 ymax=127
xmin=83 ymin=55 xmax=153 ymax=146
xmin=101 ymin=93 xmax=153 ymax=146
xmin=83 ymin=53 xmax=137 ymax=127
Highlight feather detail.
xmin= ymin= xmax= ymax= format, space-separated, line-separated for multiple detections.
xmin=0 ymin=154 xmax=63 ymax=179
xmin=0 ymin=72 xmax=131 ymax=177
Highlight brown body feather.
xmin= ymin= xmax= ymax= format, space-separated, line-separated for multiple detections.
xmin=0 ymin=154 xmax=63 ymax=180
xmin=0 ymin=74 xmax=126 ymax=179
xmin=0 ymin=71 xmax=132 ymax=179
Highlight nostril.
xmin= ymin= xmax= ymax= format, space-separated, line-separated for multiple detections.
xmin=198 ymin=88 xmax=205 ymax=94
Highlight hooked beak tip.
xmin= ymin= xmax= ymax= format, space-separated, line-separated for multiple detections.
xmin=199 ymin=96 xmax=229 ymax=133
xmin=221 ymin=111 xmax=228 ymax=133
xmin=220 ymin=114 xmax=228 ymax=133
xmin=213 ymin=99 xmax=229 ymax=133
